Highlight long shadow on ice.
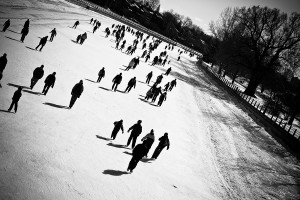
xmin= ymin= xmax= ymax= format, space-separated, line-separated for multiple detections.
xmin=107 ymin=143 xmax=126 ymax=148
xmin=23 ymin=89 xmax=42 ymax=95
xmin=7 ymin=83 xmax=30 ymax=89
xmin=43 ymin=102 xmax=69 ymax=109
xmin=99 ymin=86 xmax=111 ymax=91
xmin=102 ymin=169 xmax=128 ymax=176
xmin=5 ymin=36 xmax=22 ymax=43
xmin=0 ymin=109 xmax=13 ymax=114
xmin=8 ymin=30 xmax=20 ymax=34
xmin=96 ymin=135 xmax=112 ymax=141
xmin=85 ymin=78 xmax=96 ymax=83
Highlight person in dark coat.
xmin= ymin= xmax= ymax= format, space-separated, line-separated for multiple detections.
xmin=177 ymin=56 xmax=180 ymax=61
xmin=127 ymin=142 xmax=147 ymax=173
xmin=125 ymin=77 xmax=136 ymax=93
xmin=20 ymin=26 xmax=29 ymax=42
xmin=111 ymin=119 xmax=124 ymax=139
xmin=76 ymin=34 xmax=82 ymax=43
xmin=93 ymin=25 xmax=98 ymax=33
xmin=72 ymin=20 xmax=79 ymax=28
xmin=42 ymin=72 xmax=56 ymax=95
xmin=165 ymin=67 xmax=172 ymax=76
xmin=80 ymin=32 xmax=87 ymax=44
xmin=146 ymin=71 xmax=152 ymax=84
xmin=0 ymin=53 xmax=7 ymax=74
xmin=132 ymin=57 xmax=139 ymax=69
xmin=151 ymin=56 xmax=158 ymax=66
xmin=169 ymin=79 xmax=177 ymax=91
xmin=145 ymin=54 xmax=150 ymax=62
xmin=151 ymin=133 xmax=170 ymax=159
xmin=35 ymin=36 xmax=48 ymax=51
xmin=2 ymin=19 xmax=10 ymax=32
xmin=8 ymin=87 xmax=22 ymax=113
xmin=164 ymin=82 xmax=170 ymax=91
xmin=154 ymin=74 xmax=163 ymax=85
xmin=125 ymin=58 xmax=135 ymax=71
xmin=157 ymin=92 xmax=167 ymax=106
xmin=30 ymin=65 xmax=44 ymax=89
xmin=141 ymin=129 xmax=155 ymax=157
xmin=90 ymin=18 xmax=93 ymax=24
xmin=97 ymin=67 xmax=105 ymax=83
xmin=23 ymin=19 xmax=30 ymax=29
xmin=112 ymin=73 xmax=122 ymax=92
xmin=151 ymin=86 xmax=162 ymax=103
xmin=49 ymin=28 xmax=57 ymax=42
xmin=69 ymin=80 xmax=84 ymax=109
xmin=105 ymin=29 xmax=110 ymax=37
xmin=126 ymin=120 xmax=142 ymax=149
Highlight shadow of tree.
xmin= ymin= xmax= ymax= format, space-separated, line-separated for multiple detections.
xmin=102 ymin=169 xmax=128 ymax=176
xmin=43 ymin=102 xmax=68 ymax=109
xmin=96 ymin=135 xmax=111 ymax=141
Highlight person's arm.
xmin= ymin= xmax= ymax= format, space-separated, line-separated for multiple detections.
xmin=128 ymin=125 xmax=133 ymax=132
xmin=51 ymin=77 xmax=56 ymax=88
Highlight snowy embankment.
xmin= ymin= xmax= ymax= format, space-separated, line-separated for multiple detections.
xmin=0 ymin=0 xmax=299 ymax=200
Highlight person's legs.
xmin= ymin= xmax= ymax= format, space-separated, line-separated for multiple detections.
xmin=69 ymin=96 xmax=77 ymax=108
xmin=43 ymin=84 xmax=50 ymax=95
xmin=30 ymin=77 xmax=38 ymax=89
xmin=132 ymin=136 xmax=137 ymax=149
xmin=8 ymin=100 xmax=14 ymax=111
xmin=127 ymin=134 xmax=133 ymax=146
xmin=14 ymin=101 xmax=18 ymax=112
xmin=35 ymin=43 xmax=41 ymax=50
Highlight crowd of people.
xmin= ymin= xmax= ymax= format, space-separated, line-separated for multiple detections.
xmin=0 ymin=16 xmax=194 ymax=173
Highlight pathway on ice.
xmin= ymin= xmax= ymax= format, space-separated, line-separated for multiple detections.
xmin=0 ymin=0 xmax=299 ymax=200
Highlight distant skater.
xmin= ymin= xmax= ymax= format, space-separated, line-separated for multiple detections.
xmin=125 ymin=77 xmax=136 ymax=93
xmin=69 ymin=80 xmax=84 ymax=109
xmin=23 ymin=19 xmax=30 ymax=29
xmin=126 ymin=120 xmax=143 ymax=149
xmin=35 ymin=36 xmax=48 ymax=51
xmin=30 ymin=65 xmax=44 ymax=89
xmin=111 ymin=119 xmax=124 ymax=140
xmin=157 ymin=92 xmax=167 ymax=106
xmin=111 ymin=73 xmax=122 ymax=92
xmin=42 ymin=72 xmax=56 ymax=95
xmin=146 ymin=71 xmax=152 ymax=84
xmin=165 ymin=67 xmax=172 ymax=76
xmin=97 ymin=67 xmax=105 ymax=83
xmin=0 ymin=53 xmax=7 ymax=88
xmin=151 ymin=133 xmax=170 ymax=159
xmin=169 ymin=79 xmax=177 ymax=91
xmin=2 ymin=19 xmax=10 ymax=32
xmin=49 ymin=28 xmax=57 ymax=42
xmin=8 ymin=87 xmax=22 ymax=113
xmin=20 ymin=26 xmax=29 ymax=42
xmin=72 ymin=20 xmax=79 ymax=28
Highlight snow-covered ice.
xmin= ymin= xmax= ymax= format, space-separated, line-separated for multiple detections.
xmin=0 ymin=0 xmax=299 ymax=199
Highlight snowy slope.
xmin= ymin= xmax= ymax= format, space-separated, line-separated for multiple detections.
xmin=0 ymin=0 xmax=299 ymax=200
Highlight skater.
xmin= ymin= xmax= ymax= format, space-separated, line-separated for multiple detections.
xmin=169 ymin=79 xmax=177 ymax=91
xmin=2 ymin=19 xmax=10 ymax=32
xmin=125 ymin=58 xmax=135 ymax=71
xmin=23 ymin=19 xmax=30 ymax=29
xmin=35 ymin=36 xmax=48 ymax=51
xmin=105 ymin=29 xmax=110 ymax=37
xmin=126 ymin=120 xmax=142 ymax=149
xmin=76 ymin=34 xmax=82 ymax=43
xmin=154 ymin=74 xmax=163 ymax=85
xmin=72 ymin=20 xmax=79 ymax=28
xmin=0 ymin=53 xmax=7 ymax=87
xmin=151 ymin=56 xmax=159 ymax=66
xmin=141 ymin=129 xmax=155 ymax=157
xmin=111 ymin=73 xmax=122 ymax=91
xmin=80 ymin=32 xmax=87 ymax=44
xmin=145 ymin=87 xmax=154 ymax=100
xmin=8 ymin=87 xmax=22 ymax=113
xmin=111 ymin=119 xmax=124 ymax=140
xmin=30 ymin=65 xmax=44 ymax=89
xmin=177 ymin=56 xmax=180 ymax=61
xmin=119 ymin=41 xmax=125 ymax=51
xmin=127 ymin=142 xmax=147 ymax=173
xmin=132 ymin=57 xmax=139 ymax=69
xmin=125 ymin=77 xmax=136 ymax=93
xmin=20 ymin=26 xmax=29 ymax=42
xmin=42 ymin=72 xmax=56 ymax=95
xmin=49 ymin=28 xmax=57 ymax=42
xmin=69 ymin=80 xmax=84 ymax=109
xmin=145 ymin=54 xmax=150 ymax=62
xmin=93 ymin=25 xmax=98 ymax=33
xmin=151 ymin=86 xmax=162 ymax=103
xmin=151 ymin=133 xmax=170 ymax=159
xmin=97 ymin=67 xmax=105 ymax=83
xmin=164 ymin=82 xmax=170 ymax=91
xmin=157 ymin=92 xmax=167 ymax=106
xmin=90 ymin=18 xmax=93 ymax=24
xmin=141 ymin=50 xmax=147 ymax=58
xmin=146 ymin=71 xmax=152 ymax=84
xmin=165 ymin=67 xmax=172 ymax=76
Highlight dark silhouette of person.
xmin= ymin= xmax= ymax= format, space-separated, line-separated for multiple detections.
xmin=146 ymin=71 xmax=152 ymax=84
xmin=20 ymin=26 xmax=29 ymax=42
xmin=111 ymin=119 xmax=124 ymax=139
xmin=151 ymin=133 xmax=170 ymax=159
xmin=126 ymin=120 xmax=142 ymax=149
xmin=164 ymin=82 xmax=170 ymax=91
xmin=127 ymin=142 xmax=147 ymax=173
xmin=145 ymin=86 xmax=154 ymax=100
xmin=151 ymin=86 xmax=162 ymax=103
xmin=35 ymin=36 xmax=48 ymax=51
xmin=169 ymin=79 xmax=177 ymax=91
xmin=141 ymin=129 xmax=155 ymax=157
xmin=80 ymin=32 xmax=87 ymax=44
xmin=90 ymin=18 xmax=93 ymax=24
xmin=157 ymin=92 xmax=167 ymax=106
xmin=132 ymin=57 xmax=139 ymax=69
xmin=42 ymin=72 xmax=56 ymax=95
xmin=145 ymin=54 xmax=150 ymax=62
xmin=2 ymin=19 xmax=10 ymax=32
xmin=23 ymin=19 xmax=30 ymax=29
xmin=112 ymin=73 xmax=122 ymax=91
xmin=125 ymin=58 xmax=135 ymax=71
xmin=69 ymin=80 xmax=84 ymax=109
xmin=49 ymin=28 xmax=57 ymax=42
xmin=125 ymin=77 xmax=136 ymax=93
xmin=0 ymin=53 xmax=7 ymax=74
xmin=72 ymin=20 xmax=79 ymax=28
xmin=30 ymin=65 xmax=44 ymax=89
xmin=151 ymin=56 xmax=158 ymax=66
xmin=8 ymin=87 xmax=22 ymax=113
xmin=105 ymin=29 xmax=110 ymax=37
xmin=97 ymin=67 xmax=105 ymax=83
xmin=76 ymin=34 xmax=82 ymax=43
xmin=154 ymin=74 xmax=163 ymax=85
xmin=177 ymin=56 xmax=180 ymax=61
xmin=93 ymin=25 xmax=98 ymax=33
xmin=165 ymin=67 xmax=172 ymax=76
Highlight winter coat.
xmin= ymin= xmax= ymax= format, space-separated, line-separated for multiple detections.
xmin=128 ymin=78 xmax=136 ymax=87
xmin=33 ymin=67 xmax=44 ymax=79
xmin=50 ymin=29 xmax=57 ymax=36
xmin=40 ymin=36 xmax=48 ymax=45
xmin=113 ymin=120 xmax=124 ymax=133
xmin=44 ymin=74 xmax=56 ymax=87
xmin=0 ymin=55 xmax=7 ymax=73
xmin=132 ymin=143 xmax=147 ymax=159
xmin=21 ymin=27 xmax=29 ymax=36
xmin=141 ymin=133 xmax=155 ymax=148
xmin=81 ymin=33 xmax=87 ymax=40
xmin=146 ymin=72 xmax=152 ymax=79
xmin=158 ymin=135 xmax=170 ymax=149
xmin=128 ymin=123 xmax=142 ymax=136
xmin=112 ymin=74 xmax=122 ymax=84
xmin=71 ymin=83 xmax=84 ymax=98
xmin=98 ymin=69 xmax=105 ymax=77
xmin=12 ymin=90 xmax=22 ymax=102
xmin=128 ymin=59 xmax=135 ymax=67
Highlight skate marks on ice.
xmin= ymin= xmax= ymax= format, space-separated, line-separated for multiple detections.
xmin=43 ymin=102 xmax=69 ymax=109
xmin=102 ymin=169 xmax=128 ymax=176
